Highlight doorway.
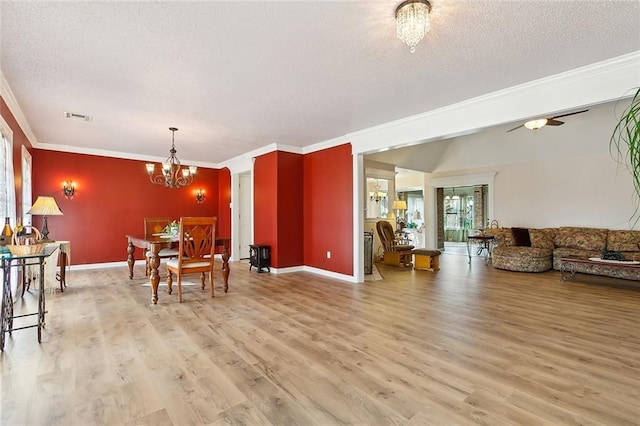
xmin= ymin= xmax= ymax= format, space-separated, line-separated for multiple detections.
xmin=396 ymin=189 xmax=425 ymax=248
xmin=436 ymin=184 xmax=488 ymax=252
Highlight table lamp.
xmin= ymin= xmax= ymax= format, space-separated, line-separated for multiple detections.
xmin=27 ymin=196 xmax=63 ymax=242
xmin=392 ymin=200 xmax=408 ymax=230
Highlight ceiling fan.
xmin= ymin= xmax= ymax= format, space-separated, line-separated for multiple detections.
xmin=507 ymin=109 xmax=589 ymax=132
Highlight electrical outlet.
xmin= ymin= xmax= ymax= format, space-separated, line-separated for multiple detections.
xmin=326 ymin=251 xmax=331 ymax=259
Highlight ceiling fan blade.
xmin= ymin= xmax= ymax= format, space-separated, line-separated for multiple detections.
xmin=507 ymin=108 xmax=589 ymax=132
xmin=550 ymin=109 xmax=589 ymax=120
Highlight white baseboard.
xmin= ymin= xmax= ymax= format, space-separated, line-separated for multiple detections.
xmin=69 ymin=259 xmax=358 ymax=283
xmin=269 ymin=266 xmax=304 ymax=274
xmin=71 ymin=261 xmax=128 ymax=270
xmin=254 ymin=265 xmax=356 ymax=283
xmin=302 ymin=266 xmax=358 ymax=283
xmin=69 ymin=255 xmax=224 ymax=271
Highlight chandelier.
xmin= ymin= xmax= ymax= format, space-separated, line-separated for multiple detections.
xmin=369 ymin=180 xmax=387 ymax=203
xmin=145 ymin=127 xmax=197 ymax=188
xmin=444 ymin=187 xmax=460 ymax=201
xmin=395 ymin=0 xmax=432 ymax=53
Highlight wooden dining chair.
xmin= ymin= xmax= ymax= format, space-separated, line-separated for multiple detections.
xmin=144 ymin=217 xmax=179 ymax=276
xmin=166 ymin=217 xmax=217 ymax=302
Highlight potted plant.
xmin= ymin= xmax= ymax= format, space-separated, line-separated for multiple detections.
xmin=610 ymin=87 xmax=640 ymax=223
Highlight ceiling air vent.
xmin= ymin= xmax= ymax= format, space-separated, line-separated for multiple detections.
xmin=64 ymin=112 xmax=92 ymax=122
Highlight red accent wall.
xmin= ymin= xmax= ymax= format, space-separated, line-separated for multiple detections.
xmin=253 ymin=151 xmax=304 ymax=268
xmin=31 ymin=150 xmax=228 ymax=265
xmin=1 ymin=96 xmax=33 ymax=221
xmin=276 ymin=151 xmax=304 ymax=267
xmin=253 ymin=151 xmax=286 ymax=267
xmin=304 ymin=144 xmax=353 ymax=275
xmin=254 ymin=147 xmax=350 ymax=273
xmin=217 ymin=167 xmax=232 ymax=253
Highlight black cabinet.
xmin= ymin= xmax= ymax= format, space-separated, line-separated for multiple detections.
xmin=249 ymin=244 xmax=271 ymax=273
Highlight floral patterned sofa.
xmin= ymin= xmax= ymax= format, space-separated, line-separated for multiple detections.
xmin=488 ymin=227 xmax=555 ymax=272
xmin=487 ymin=226 xmax=640 ymax=280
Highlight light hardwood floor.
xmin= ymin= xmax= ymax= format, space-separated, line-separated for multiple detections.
xmin=1 ymin=252 xmax=639 ymax=425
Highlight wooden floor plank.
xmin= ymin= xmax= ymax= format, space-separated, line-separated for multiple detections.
xmin=1 ymin=255 xmax=639 ymax=425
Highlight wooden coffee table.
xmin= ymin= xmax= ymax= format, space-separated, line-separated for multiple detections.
xmin=559 ymin=257 xmax=640 ymax=281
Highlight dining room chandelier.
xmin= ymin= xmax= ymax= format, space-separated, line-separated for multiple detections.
xmin=145 ymin=127 xmax=197 ymax=188
xmin=395 ymin=0 xmax=432 ymax=53
xmin=369 ymin=180 xmax=387 ymax=203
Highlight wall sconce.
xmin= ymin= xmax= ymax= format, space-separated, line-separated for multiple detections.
xmin=195 ymin=189 xmax=205 ymax=204
xmin=62 ymin=181 xmax=76 ymax=199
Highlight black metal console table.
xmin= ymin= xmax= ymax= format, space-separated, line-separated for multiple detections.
xmin=1 ymin=245 xmax=59 ymax=351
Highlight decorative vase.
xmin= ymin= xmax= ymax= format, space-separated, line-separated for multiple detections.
xmin=0 ymin=217 xmax=12 ymax=246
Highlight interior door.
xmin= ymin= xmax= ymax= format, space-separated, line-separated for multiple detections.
xmin=238 ymin=173 xmax=251 ymax=259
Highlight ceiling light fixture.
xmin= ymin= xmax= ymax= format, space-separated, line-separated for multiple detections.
xmin=369 ymin=180 xmax=387 ymax=203
xmin=395 ymin=0 xmax=432 ymax=53
xmin=145 ymin=127 xmax=197 ymax=188
xmin=524 ymin=118 xmax=548 ymax=130
xmin=445 ymin=188 xmax=460 ymax=201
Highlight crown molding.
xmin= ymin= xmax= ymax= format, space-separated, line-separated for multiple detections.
xmin=34 ymin=141 xmax=220 ymax=169
xmin=221 ymin=51 xmax=640 ymax=167
xmin=274 ymin=144 xmax=303 ymax=154
xmin=223 ymin=143 xmax=305 ymax=174
xmin=0 ymin=69 xmax=38 ymax=147
xmin=302 ymin=135 xmax=351 ymax=155
xmin=428 ymin=172 xmax=496 ymax=188
xmin=347 ymin=51 xmax=640 ymax=155
xmin=4 ymin=52 xmax=639 ymax=168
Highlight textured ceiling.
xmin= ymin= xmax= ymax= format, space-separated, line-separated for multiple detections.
xmin=1 ymin=1 xmax=639 ymax=166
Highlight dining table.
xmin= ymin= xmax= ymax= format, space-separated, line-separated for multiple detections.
xmin=126 ymin=234 xmax=230 ymax=304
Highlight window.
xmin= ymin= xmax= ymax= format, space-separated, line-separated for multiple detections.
xmin=0 ymin=116 xmax=16 ymax=227
xmin=22 ymin=146 xmax=32 ymax=227
xmin=0 ymin=116 xmax=17 ymax=294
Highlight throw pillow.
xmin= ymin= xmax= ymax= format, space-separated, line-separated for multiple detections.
xmin=511 ymin=227 xmax=531 ymax=247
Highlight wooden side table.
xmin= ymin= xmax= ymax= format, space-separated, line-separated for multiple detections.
xmin=56 ymin=240 xmax=70 ymax=292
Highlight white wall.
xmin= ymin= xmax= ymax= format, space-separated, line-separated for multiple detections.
xmin=428 ymin=99 xmax=636 ymax=230
xmin=396 ymin=170 xmax=425 ymax=190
